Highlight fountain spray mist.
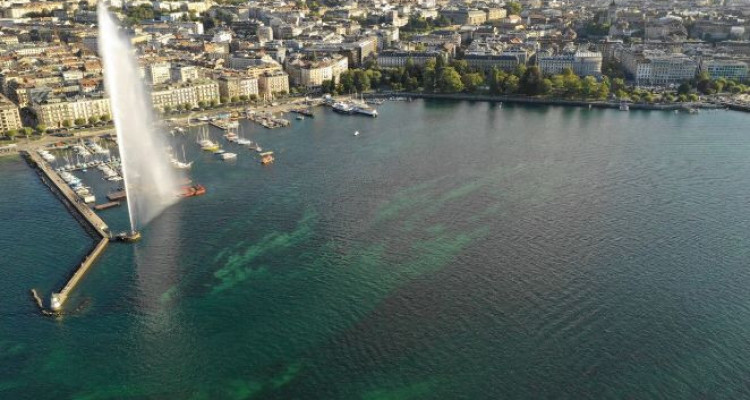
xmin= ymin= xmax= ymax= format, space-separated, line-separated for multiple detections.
xmin=98 ymin=5 xmax=181 ymax=233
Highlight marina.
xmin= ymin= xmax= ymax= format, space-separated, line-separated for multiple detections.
xmin=246 ymin=109 xmax=291 ymax=129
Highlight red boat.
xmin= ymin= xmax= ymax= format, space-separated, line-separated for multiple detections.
xmin=179 ymin=184 xmax=206 ymax=197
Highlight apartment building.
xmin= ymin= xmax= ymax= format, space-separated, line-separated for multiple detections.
xmin=0 ymin=94 xmax=22 ymax=133
xmin=286 ymin=55 xmax=349 ymax=88
xmin=376 ymin=50 xmax=448 ymax=68
xmin=258 ymin=71 xmax=290 ymax=97
xmin=32 ymin=95 xmax=111 ymax=128
xmin=700 ymin=59 xmax=748 ymax=81
xmin=538 ymin=49 xmax=602 ymax=77
xmin=218 ymin=75 xmax=259 ymax=100
xmin=150 ymin=81 xmax=220 ymax=111
xmin=621 ymin=49 xmax=698 ymax=85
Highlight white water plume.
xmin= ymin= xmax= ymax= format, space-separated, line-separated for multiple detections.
xmin=98 ymin=5 xmax=181 ymax=232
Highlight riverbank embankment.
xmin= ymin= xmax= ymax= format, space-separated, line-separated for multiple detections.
xmin=366 ymin=92 xmax=724 ymax=111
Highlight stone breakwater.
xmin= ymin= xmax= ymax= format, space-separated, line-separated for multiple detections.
xmin=23 ymin=150 xmax=110 ymax=314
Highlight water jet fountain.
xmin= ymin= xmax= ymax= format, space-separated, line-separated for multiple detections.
xmin=98 ymin=5 xmax=181 ymax=240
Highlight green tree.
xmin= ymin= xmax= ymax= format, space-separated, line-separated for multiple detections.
xmin=210 ymin=99 xmax=219 ymax=107
xmin=6 ymin=129 xmax=17 ymax=140
xmin=489 ymin=67 xmax=507 ymax=94
xmin=611 ymin=78 xmax=626 ymax=92
xmin=677 ymin=81 xmax=692 ymax=95
xmin=542 ymin=78 xmax=553 ymax=94
xmin=74 ymin=118 xmax=86 ymax=126
xmin=239 ymin=95 xmax=249 ymax=102
xmin=163 ymin=105 xmax=172 ymax=113
xmin=596 ymin=81 xmax=610 ymax=100
xmin=505 ymin=1 xmax=522 ymax=15
xmin=62 ymin=119 xmax=72 ymax=128
xmin=88 ymin=116 xmax=99 ymax=125
xmin=198 ymin=100 xmax=207 ymax=108
xmin=550 ymin=75 xmax=565 ymax=93
xmin=101 ymin=113 xmax=111 ymax=121
xmin=353 ymin=69 xmax=371 ymax=92
xmin=450 ymin=60 xmax=469 ymax=75
xmin=183 ymin=103 xmax=191 ymax=110
xmin=36 ymin=124 xmax=47 ymax=134
xmin=339 ymin=71 xmax=355 ymax=93
xmin=519 ymin=66 xmax=544 ymax=95
xmin=437 ymin=67 xmax=464 ymax=92
xmin=321 ymin=79 xmax=335 ymax=94
xmin=562 ymin=73 xmax=582 ymax=98
xmin=22 ymin=127 xmax=33 ymax=138
xmin=461 ymin=72 xmax=484 ymax=93
xmin=503 ymin=75 xmax=520 ymax=94
xmin=581 ymin=76 xmax=598 ymax=98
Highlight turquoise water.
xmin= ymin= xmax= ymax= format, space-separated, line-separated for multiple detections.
xmin=4 ymin=101 xmax=750 ymax=398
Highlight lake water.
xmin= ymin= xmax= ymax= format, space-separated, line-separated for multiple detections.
xmin=3 ymin=100 xmax=750 ymax=399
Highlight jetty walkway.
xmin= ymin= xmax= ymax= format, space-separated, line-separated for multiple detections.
xmin=23 ymin=150 xmax=110 ymax=314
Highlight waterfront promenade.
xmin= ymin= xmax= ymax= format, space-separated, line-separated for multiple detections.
xmin=366 ymin=92 xmax=722 ymax=111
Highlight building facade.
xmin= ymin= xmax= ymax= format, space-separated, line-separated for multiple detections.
xmin=150 ymin=81 xmax=220 ymax=111
xmin=700 ymin=59 xmax=748 ymax=81
xmin=258 ymin=71 xmax=290 ymax=97
xmin=538 ymin=49 xmax=602 ymax=77
xmin=376 ymin=50 xmax=448 ymax=68
xmin=286 ymin=55 xmax=349 ymax=88
xmin=32 ymin=96 xmax=111 ymax=128
xmin=218 ymin=76 xmax=259 ymax=100
xmin=0 ymin=94 xmax=22 ymax=133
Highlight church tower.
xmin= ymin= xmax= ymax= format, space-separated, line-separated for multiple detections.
xmin=607 ymin=0 xmax=618 ymax=24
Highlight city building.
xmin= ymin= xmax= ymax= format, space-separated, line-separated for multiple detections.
xmin=621 ymin=49 xmax=698 ymax=85
xmin=286 ymin=54 xmax=349 ymax=88
xmin=0 ymin=93 xmax=22 ymax=133
xmin=441 ymin=8 xmax=487 ymax=25
xmin=700 ymin=59 xmax=748 ymax=81
xmin=150 ymin=81 xmax=220 ymax=111
xmin=464 ymin=54 xmax=524 ymax=72
xmin=376 ymin=50 xmax=448 ymax=68
xmin=258 ymin=71 xmax=289 ymax=98
xmin=538 ymin=49 xmax=602 ymax=77
xmin=218 ymin=75 xmax=259 ymax=100
xmin=32 ymin=95 xmax=111 ymax=128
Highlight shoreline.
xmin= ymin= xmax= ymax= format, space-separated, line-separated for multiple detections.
xmin=365 ymin=92 xmax=724 ymax=111
xmin=0 ymin=93 xmax=735 ymax=159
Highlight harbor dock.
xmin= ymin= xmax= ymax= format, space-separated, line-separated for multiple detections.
xmin=23 ymin=150 xmax=111 ymax=314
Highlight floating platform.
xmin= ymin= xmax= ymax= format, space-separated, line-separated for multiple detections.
xmin=113 ymin=231 xmax=141 ymax=242
xmin=94 ymin=201 xmax=120 ymax=211
xmin=107 ymin=190 xmax=127 ymax=201
xmin=290 ymin=108 xmax=314 ymax=117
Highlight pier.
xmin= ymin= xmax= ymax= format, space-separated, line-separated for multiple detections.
xmin=23 ymin=150 xmax=111 ymax=314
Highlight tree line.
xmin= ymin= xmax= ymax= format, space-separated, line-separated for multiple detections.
xmin=321 ymin=55 xmax=750 ymax=104
xmin=322 ymin=57 xmax=615 ymax=100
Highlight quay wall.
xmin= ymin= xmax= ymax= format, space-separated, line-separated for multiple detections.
xmin=22 ymin=150 xmax=111 ymax=312
xmin=366 ymin=92 xmax=723 ymax=111
xmin=51 ymin=238 xmax=109 ymax=310
xmin=24 ymin=151 xmax=109 ymax=238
